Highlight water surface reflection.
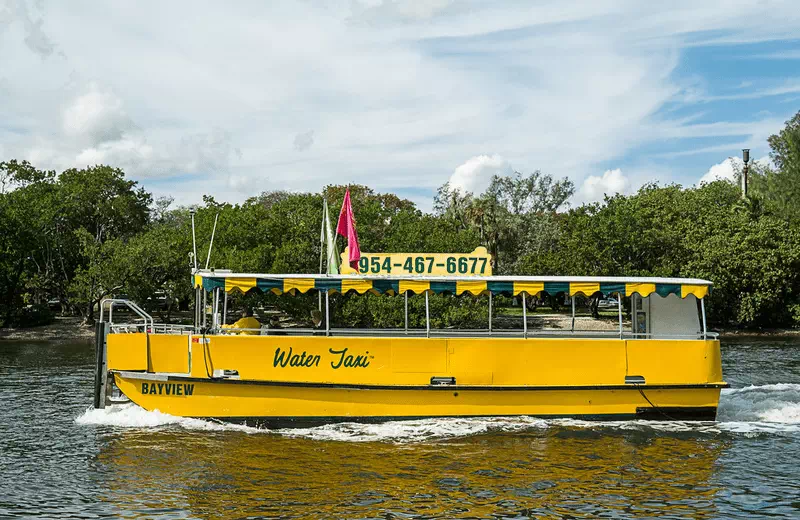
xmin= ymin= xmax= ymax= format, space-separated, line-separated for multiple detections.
xmin=97 ymin=427 xmax=727 ymax=519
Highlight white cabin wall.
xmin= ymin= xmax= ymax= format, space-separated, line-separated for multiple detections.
xmin=648 ymin=294 xmax=701 ymax=336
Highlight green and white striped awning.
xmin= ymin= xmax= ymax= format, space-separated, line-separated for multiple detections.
xmin=193 ymin=273 xmax=711 ymax=299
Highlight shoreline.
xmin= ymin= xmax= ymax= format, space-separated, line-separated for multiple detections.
xmin=1 ymin=316 xmax=798 ymax=342
xmin=0 ymin=317 xmax=95 ymax=342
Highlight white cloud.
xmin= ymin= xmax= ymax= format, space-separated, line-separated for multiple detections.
xmin=575 ymin=168 xmax=631 ymax=204
xmin=62 ymin=83 xmax=133 ymax=143
xmin=699 ymin=155 xmax=771 ymax=185
xmin=448 ymin=154 xmax=512 ymax=194
xmin=2 ymin=0 xmax=57 ymax=58
xmin=699 ymin=157 xmax=739 ymax=184
xmin=293 ymin=130 xmax=314 ymax=152
xmin=75 ymin=135 xmax=153 ymax=167
xmin=0 ymin=1 xmax=798 ymax=208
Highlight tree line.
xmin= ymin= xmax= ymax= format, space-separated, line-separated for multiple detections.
xmin=2 ymin=111 xmax=799 ymax=330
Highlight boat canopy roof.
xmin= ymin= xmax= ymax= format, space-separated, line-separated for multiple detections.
xmin=193 ymin=272 xmax=711 ymax=299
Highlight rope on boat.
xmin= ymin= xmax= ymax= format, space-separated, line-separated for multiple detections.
xmin=635 ymin=384 xmax=677 ymax=421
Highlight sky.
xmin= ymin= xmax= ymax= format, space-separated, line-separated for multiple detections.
xmin=1 ymin=1 xmax=799 ymax=211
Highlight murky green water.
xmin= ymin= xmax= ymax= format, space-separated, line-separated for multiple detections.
xmin=1 ymin=338 xmax=799 ymax=518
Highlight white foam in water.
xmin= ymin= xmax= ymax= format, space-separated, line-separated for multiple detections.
xmin=75 ymin=383 xmax=800 ymax=442
xmin=277 ymin=416 xmax=550 ymax=443
xmin=713 ymin=383 xmax=800 ymax=434
xmin=75 ymin=403 xmax=262 ymax=433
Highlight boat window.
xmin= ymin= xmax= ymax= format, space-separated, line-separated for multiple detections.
xmin=649 ymin=293 xmax=701 ymax=337
xmin=633 ymin=294 xmax=649 ymax=335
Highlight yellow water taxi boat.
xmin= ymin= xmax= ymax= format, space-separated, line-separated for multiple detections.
xmin=94 ymin=271 xmax=726 ymax=427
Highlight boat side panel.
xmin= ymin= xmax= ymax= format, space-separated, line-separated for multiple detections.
xmin=107 ymin=333 xmax=147 ymax=371
xmin=177 ymin=336 xmax=721 ymax=387
xmin=446 ymin=338 xmax=627 ymax=386
xmin=115 ymin=373 xmax=721 ymax=421
xmin=626 ymin=339 xmax=723 ymax=384
xmin=148 ymin=335 xmax=190 ymax=373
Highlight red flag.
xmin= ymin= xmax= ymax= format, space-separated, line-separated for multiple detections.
xmin=336 ymin=189 xmax=361 ymax=269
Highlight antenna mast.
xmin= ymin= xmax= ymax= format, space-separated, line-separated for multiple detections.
xmin=205 ymin=213 xmax=219 ymax=270
xmin=190 ymin=209 xmax=198 ymax=272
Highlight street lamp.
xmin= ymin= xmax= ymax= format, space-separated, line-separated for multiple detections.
xmin=741 ymin=148 xmax=750 ymax=199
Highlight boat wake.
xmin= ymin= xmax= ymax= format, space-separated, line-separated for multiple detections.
xmin=75 ymin=403 xmax=262 ymax=433
xmin=277 ymin=416 xmax=551 ymax=443
xmin=714 ymin=383 xmax=800 ymax=432
xmin=75 ymin=383 xmax=800 ymax=442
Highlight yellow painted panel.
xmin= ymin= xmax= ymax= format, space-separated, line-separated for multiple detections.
xmin=200 ymin=335 xmax=407 ymax=385
xmin=399 ymin=280 xmax=430 ymax=294
xmin=148 ymin=334 xmax=189 ymax=373
xmin=193 ymin=275 xmax=202 ymax=288
xmin=107 ymin=333 xmax=148 ymax=371
xmin=447 ymin=338 xmax=627 ymax=386
xmin=339 ymin=247 xmax=492 ymax=276
xmin=116 ymin=374 xmax=722 ymax=419
xmin=570 ymin=282 xmax=600 ymax=296
xmin=704 ymin=340 xmax=723 ymax=383
xmin=283 ymin=278 xmax=315 ymax=294
xmin=457 ymin=281 xmax=487 ymax=296
xmin=390 ymin=338 xmax=447 ymax=373
xmin=174 ymin=335 xmax=723 ymax=390
xmin=189 ymin=337 xmax=210 ymax=379
xmin=681 ymin=284 xmax=709 ymax=299
xmin=626 ymin=283 xmax=656 ymax=297
xmin=342 ymin=279 xmax=373 ymax=294
xmin=513 ymin=281 xmax=544 ymax=296
xmin=225 ymin=277 xmax=256 ymax=293
xmin=625 ymin=339 xmax=722 ymax=384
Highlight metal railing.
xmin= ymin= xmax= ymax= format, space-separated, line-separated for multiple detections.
xmin=99 ymin=297 xmax=717 ymax=341
xmin=100 ymin=299 xmax=153 ymax=332
xmin=202 ymin=326 xmax=716 ymax=340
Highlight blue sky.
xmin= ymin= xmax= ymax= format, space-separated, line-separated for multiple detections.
xmin=1 ymin=1 xmax=799 ymax=210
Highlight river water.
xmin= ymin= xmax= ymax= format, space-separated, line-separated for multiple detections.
xmin=1 ymin=338 xmax=798 ymax=519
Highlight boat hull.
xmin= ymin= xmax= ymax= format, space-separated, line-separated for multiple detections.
xmin=114 ymin=372 xmax=722 ymax=427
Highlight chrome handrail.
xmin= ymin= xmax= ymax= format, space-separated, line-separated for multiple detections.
xmin=100 ymin=299 xmax=153 ymax=331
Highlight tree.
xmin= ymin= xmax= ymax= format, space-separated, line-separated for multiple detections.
xmin=738 ymin=111 xmax=800 ymax=222
xmin=123 ymin=212 xmax=194 ymax=322
xmin=434 ymin=171 xmax=574 ymax=273
xmin=57 ymin=166 xmax=152 ymax=322
xmin=0 ymin=161 xmax=59 ymax=325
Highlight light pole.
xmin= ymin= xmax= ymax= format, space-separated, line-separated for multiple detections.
xmin=741 ymin=148 xmax=750 ymax=199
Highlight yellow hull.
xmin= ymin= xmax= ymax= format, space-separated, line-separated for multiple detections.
xmin=114 ymin=373 xmax=722 ymax=426
xmin=107 ymin=333 xmax=726 ymax=425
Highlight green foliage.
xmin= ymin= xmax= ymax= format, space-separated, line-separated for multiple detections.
xmin=332 ymin=292 xmax=490 ymax=329
xmin=749 ymin=112 xmax=800 ymax=222
xmin=1 ymin=304 xmax=54 ymax=328
xmin=434 ymin=171 xmax=574 ymax=273
xmin=515 ymin=179 xmax=800 ymax=328
xmin=3 ymin=110 xmax=800 ymax=329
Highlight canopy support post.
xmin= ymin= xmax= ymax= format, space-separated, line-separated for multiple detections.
xmin=212 ymin=287 xmax=219 ymax=330
xmin=325 ymin=290 xmax=330 ymax=337
xmin=571 ymin=296 xmax=576 ymax=333
xmin=425 ymin=291 xmax=430 ymax=338
xmin=618 ymin=292 xmax=623 ymax=339
xmin=404 ymin=292 xmax=408 ymax=334
xmin=701 ymin=297 xmax=707 ymax=340
xmin=488 ymin=292 xmax=493 ymax=335
xmin=202 ymin=288 xmax=207 ymax=331
xmin=522 ymin=292 xmax=528 ymax=339
xmin=194 ymin=286 xmax=200 ymax=331
xmin=222 ymin=291 xmax=228 ymax=327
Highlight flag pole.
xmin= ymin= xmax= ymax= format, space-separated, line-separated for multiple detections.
xmin=319 ymin=199 xmax=326 ymax=312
